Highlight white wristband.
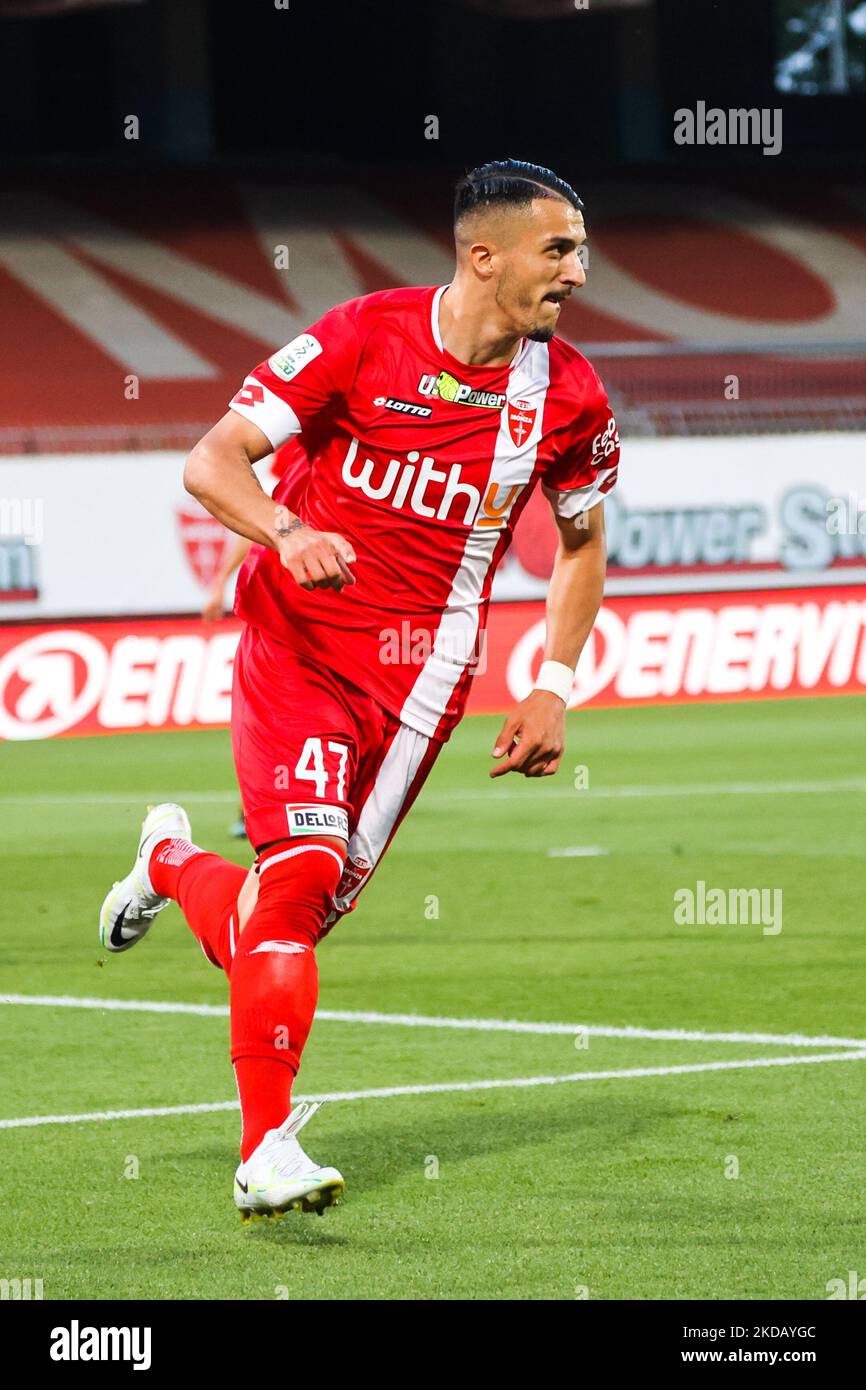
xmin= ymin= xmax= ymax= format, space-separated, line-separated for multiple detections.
xmin=534 ymin=660 xmax=575 ymax=704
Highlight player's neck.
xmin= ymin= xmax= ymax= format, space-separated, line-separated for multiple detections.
xmin=437 ymin=282 xmax=523 ymax=369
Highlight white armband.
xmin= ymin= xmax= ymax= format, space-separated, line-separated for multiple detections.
xmin=534 ymin=660 xmax=575 ymax=704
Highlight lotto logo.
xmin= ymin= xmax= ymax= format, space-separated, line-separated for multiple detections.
xmin=373 ymin=395 xmax=432 ymax=418
xmin=232 ymin=382 xmax=265 ymax=410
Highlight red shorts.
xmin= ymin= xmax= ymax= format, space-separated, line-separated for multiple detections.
xmin=231 ymin=626 xmax=443 ymax=914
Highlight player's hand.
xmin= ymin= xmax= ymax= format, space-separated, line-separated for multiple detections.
xmin=201 ymin=582 xmax=225 ymax=622
xmin=277 ymin=523 xmax=357 ymax=592
xmin=489 ymin=690 xmax=565 ymax=778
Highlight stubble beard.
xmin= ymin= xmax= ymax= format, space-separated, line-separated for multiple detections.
xmin=494 ymin=270 xmax=554 ymax=346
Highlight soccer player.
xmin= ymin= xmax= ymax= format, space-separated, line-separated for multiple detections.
xmin=99 ymin=159 xmax=620 ymax=1222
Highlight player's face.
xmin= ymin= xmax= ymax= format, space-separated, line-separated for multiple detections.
xmin=494 ymin=200 xmax=587 ymax=343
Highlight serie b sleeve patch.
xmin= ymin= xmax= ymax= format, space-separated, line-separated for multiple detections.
xmin=268 ymin=333 xmax=323 ymax=383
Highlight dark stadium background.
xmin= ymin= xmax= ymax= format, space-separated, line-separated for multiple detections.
xmin=2 ymin=0 xmax=865 ymax=166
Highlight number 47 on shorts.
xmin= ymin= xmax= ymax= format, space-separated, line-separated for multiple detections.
xmin=275 ymin=737 xmax=350 ymax=800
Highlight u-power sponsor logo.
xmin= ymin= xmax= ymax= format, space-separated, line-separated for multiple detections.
xmin=418 ymin=370 xmax=506 ymax=409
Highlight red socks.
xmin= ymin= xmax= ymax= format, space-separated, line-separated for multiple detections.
xmin=230 ymin=840 xmax=343 ymax=1159
xmin=150 ymin=839 xmax=246 ymax=973
xmin=149 ymin=835 xmax=343 ymax=1161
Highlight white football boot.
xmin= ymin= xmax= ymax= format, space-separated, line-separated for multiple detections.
xmin=234 ymin=1101 xmax=344 ymax=1222
xmin=99 ymin=803 xmax=192 ymax=953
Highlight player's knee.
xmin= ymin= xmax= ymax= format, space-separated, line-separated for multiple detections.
xmin=235 ymin=864 xmax=260 ymax=934
xmin=247 ymin=835 xmax=345 ymax=949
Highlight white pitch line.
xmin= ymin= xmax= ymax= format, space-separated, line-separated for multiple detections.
xmin=547 ymin=846 xmax=607 ymax=857
xmin=319 ymin=1012 xmax=866 ymax=1050
xmin=2 ymin=1050 xmax=865 ymax=1131
xmin=553 ymin=778 xmax=866 ymax=801
xmin=0 ymin=777 xmax=865 ymax=808
xmin=0 ymin=791 xmax=239 ymax=807
xmin=2 ymin=994 xmax=866 ymax=1050
xmin=425 ymin=779 xmax=866 ymax=803
xmin=0 ymin=1101 xmax=239 ymax=1130
xmin=0 ymin=993 xmax=229 ymax=1017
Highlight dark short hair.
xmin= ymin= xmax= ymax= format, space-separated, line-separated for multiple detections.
xmin=454 ymin=159 xmax=583 ymax=227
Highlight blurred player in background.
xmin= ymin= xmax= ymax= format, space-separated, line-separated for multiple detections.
xmin=201 ymin=441 xmax=313 ymax=837
xmin=201 ymin=533 xmax=252 ymax=624
xmin=99 ymin=159 xmax=620 ymax=1222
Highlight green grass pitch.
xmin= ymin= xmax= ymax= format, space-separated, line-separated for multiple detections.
xmin=1 ymin=696 xmax=864 ymax=1301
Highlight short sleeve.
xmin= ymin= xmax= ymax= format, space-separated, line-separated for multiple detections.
xmin=228 ymin=301 xmax=362 ymax=450
xmin=251 ymin=456 xmax=279 ymax=498
xmin=542 ymin=372 xmax=620 ymax=520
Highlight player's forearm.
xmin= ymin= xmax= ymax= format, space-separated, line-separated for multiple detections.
xmin=184 ymin=440 xmax=292 ymax=550
xmin=543 ymin=524 xmax=607 ymax=670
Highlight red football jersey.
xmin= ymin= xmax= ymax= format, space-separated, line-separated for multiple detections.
xmin=229 ymin=285 xmax=619 ymax=740
xmin=268 ymin=437 xmax=311 ymax=510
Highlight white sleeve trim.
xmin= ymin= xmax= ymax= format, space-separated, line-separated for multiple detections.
xmin=228 ymin=377 xmax=302 ymax=450
xmin=252 ymin=456 xmax=279 ymax=498
xmin=542 ymin=463 xmax=618 ymax=519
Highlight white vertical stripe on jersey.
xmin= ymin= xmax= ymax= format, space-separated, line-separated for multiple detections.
xmin=398 ymin=339 xmax=552 ymax=737
xmin=430 ymin=284 xmax=448 ymax=350
xmin=431 ymin=284 xmax=530 ymax=372
xmin=334 ymin=723 xmax=430 ymax=913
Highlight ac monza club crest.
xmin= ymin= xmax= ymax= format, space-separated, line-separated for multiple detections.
xmin=337 ymin=855 xmax=371 ymax=897
xmin=508 ymin=398 xmax=536 ymax=447
xmin=176 ymin=504 xmax=232 ymax=587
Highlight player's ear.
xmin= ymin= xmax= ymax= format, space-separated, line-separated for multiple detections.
xmin=468 ymin=240 xmax=495 ymax=279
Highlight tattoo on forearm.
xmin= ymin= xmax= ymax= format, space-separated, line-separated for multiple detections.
xmin=274 ymin=508 xmax=306 ymax=539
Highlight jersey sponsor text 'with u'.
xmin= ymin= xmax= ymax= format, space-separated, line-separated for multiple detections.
xmin=341 ymin=437 xmax=521 ymax=528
